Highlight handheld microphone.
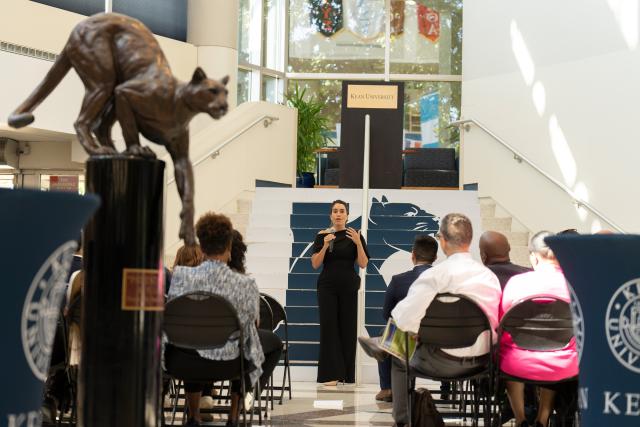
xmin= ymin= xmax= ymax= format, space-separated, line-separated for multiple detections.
xmin=328 ymin=227 xmax=335 ymax=252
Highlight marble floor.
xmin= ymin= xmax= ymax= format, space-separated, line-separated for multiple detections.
xmin=165 ymin=381 xmax=513 ymax=426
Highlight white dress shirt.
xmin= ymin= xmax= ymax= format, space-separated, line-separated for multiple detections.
xmin=391 ymin=252 xmax=501 ymax=357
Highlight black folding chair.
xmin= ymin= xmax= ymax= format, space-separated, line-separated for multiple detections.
xmin=498 ymin=295 xmax=578 ymax=426
xmin=405 ymin=293 xmax=495 ymax=427
xmin=260 ymin=293 xmax=292 ymax=404
xmin=164 ymin=291 xmax=257 ymax=427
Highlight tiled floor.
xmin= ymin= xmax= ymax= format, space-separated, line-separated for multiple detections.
xmin=166 ymin=381 xmax=509 ymax=426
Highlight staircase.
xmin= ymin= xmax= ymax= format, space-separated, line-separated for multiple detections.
xmin=479 ymin=197 xmax=531 ymax=267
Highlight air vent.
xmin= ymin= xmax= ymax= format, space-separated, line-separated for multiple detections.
xmin=0 ymin=41 xmax=57 ymax=62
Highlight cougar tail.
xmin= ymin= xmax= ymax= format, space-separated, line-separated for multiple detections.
xmin=8 ymin=51 xmax=72 ymax=128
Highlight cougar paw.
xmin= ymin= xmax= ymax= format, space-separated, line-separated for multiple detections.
xmin=91 ymin=146 xmax=117 ymax=156
xmin=126 ymin=145 xmax=156 ymax=159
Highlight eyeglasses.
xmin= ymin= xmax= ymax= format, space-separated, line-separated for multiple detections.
xmin=434 ymin=232 xmax=442 ymax=240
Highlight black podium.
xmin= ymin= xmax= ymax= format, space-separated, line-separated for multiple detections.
xmin=339 ymin=81 xmax=404 ymax=189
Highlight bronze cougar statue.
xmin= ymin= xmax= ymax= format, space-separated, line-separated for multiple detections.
xmin=8 ymin=13 xmax=229 ymax=246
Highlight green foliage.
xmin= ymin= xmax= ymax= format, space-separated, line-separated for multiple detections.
xmin=285 ymin=84 xmax=333 ymax=173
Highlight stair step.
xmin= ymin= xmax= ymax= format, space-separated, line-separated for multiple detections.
xmin=509 ymin=246 xmax=531 ymax=267
xmin=227 ymin=213 xmax=249 ymax=228
xmin=237 ymin=198 xmax=253 ymax=214
xmin=480 ymin=202 xmax=496 ymax=218
xmin=482 ymin=217 xmax=512 ymax=233
xmin=505 ymin=231 xmax=529 ymax=246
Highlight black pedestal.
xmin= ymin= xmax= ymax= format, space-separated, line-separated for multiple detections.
xmin=78 ymin=156 xmax=165 ymax=427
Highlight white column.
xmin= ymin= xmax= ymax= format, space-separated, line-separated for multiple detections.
xmin=187 ymin=0 xmax=239 ymax=109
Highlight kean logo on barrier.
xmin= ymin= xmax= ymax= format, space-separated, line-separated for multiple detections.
xmin=21 ymin=241 xmax=77 ymax=381
xmin=606 ymin=278 xmax=640 ymax=374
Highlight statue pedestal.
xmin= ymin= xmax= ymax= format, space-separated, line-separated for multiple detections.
xmin=78 ymin=156 xmax=165 ymax=427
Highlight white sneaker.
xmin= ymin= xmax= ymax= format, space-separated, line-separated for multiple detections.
xmin=200 ymin=395 xmax=215 ymax=409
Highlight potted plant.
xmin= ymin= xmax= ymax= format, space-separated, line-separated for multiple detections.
xmin=285 ymin=84 xmax=333 ymax=188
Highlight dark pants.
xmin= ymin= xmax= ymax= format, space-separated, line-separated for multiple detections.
xmin=392 ymin=347 xmax=489 ymax=424
xmin=167 ymin=329 xmax=282 ymax=394
xmin=378 ymin=357 xmax=391 ymax=390
xmin=317 ymin=286 xmax=357 ymax=383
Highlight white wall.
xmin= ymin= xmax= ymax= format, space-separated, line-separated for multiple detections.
xmin=0 ymin=0 xmax=198 ymax=140
xmin=462 ymin=0 xmax=640 ymax=233
xmin=164 ymin=101 xmax=297 ymax=256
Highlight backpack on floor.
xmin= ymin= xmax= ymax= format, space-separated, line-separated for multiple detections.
xmin=412 ymin=388 xmax=445 ymax=427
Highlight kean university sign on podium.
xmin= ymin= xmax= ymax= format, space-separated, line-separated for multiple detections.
xmin=339 ymin=81 xmax=404 ymax=189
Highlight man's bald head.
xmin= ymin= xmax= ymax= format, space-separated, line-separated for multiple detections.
xmin=479 ymin=231 xmax=511 ymax=265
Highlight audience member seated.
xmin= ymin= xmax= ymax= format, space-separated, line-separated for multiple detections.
xmin=228 ymin=229 xmax=247 ymax=274
xmin=390 ymin=213 xmax=502 ymax=427
xmin=165 ymin=213 xmax=283 ymax=427
xmin=359 ymin=235 xmax=438 ymax=403
xmin=479 ymin=231 xmax=531 ymax=289
xmin=500 ymin=231 xmax=579 ymax=427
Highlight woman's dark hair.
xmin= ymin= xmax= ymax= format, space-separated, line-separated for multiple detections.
xmin=227 ymin=230 xmax=247 ymax=274
xmin=172 ymin=245 xmax=204 ymax=269
xmin=195 ymin=212 xmax=233 ymax=256
xmin=330 ymin=199 xmax=349 ymax=214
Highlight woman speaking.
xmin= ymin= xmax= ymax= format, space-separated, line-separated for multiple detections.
xmin=311 ymin=200 xmax=369 ymax=385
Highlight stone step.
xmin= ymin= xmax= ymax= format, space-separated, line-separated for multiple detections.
xmin=480 ymin=202 xmax=496 ymax=218
xmin=482 ymin=217 xmax=512 ymax=233
xmin=227 ymin=213 xmax=249 ymax=228
xmin=510 ymin=246 xmax=531 ymax=267
xmin=506 ymin=231 xmax=529 ymax=246
xmin=237 ymin=198 xmax=253 ymax=214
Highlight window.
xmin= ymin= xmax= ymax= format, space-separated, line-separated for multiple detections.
xmin=390 ymin=0 xmax=462 ymax=75
xmin=403 ymin=81 xmax=461 ymax=149
xmin=263 ymin=0 xmax=285 ymax=71
xmin=238 ymin=69 xmax=252 ymax=105
xmin=288 ymin=0 xmax=386 ymax=74
xmin=0 ymin=174 xmax=15 ymax=189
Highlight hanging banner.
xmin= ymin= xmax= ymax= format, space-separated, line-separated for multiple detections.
xmin=420 ymin=92 xmax=440 ymax=147
xmin=391 ymin=0 xmax=405 ymax=36
xmin=546 ymin=235 xmax=640 ymax=426
xmin=417 ymin=5 xmax=440 ymax=42
xmin=344 ymin=0 xmax=385 ymax=40
xmin=310 ymin=0 xmax=343 ymax=37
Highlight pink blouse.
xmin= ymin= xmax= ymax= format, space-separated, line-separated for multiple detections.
xmin=499 ymin=263 xmax=579 ymax=382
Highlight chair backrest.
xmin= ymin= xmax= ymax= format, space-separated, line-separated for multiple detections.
xmin=500 ymin=295 xmax=574 ymax=351
xmin=259 ymin=295 xmax=274 ymax=331
xmin=164 ymin=291 xmax=241 ymax=350
xmin=404 ymin=148 xmax=456 ymax=170
xmin=418 ymin=293 xmax=491 ymax=349
xmin=261 ymin=293 xmax=287 ymax=332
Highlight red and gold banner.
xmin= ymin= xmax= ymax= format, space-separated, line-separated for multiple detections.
xmin=417 ymin=5 xmax=440 ymax=42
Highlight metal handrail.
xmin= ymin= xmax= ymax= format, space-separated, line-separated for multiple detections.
xmin=451 ymin=118 xmax=625 ymax=233
xmin=167 ymin=115 xmax=279 ymax=184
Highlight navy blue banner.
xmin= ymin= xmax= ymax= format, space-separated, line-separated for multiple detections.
xmin=546 ymin=235 xmax=640 ymax=426
xmin=0 ymin=189 xmax=99 ymax=425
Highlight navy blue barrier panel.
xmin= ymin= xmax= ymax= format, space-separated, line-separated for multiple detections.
xmin=365 ymin=291 xmax=386 ymax=307
xmin=291 ymin=243 xmax=412 ymax=261
xmin=365 ymin=325 xmax=385 ymax=338
xmin=286 ymin=306 xmax=319 ymax=324
xmin=292 ymin=214 xmax=436 ymax=230
xmin=287 ymin=343 xmax=320 ymax=362
xmin=286 ymin=290 xmax=318 ymax=307
xmin=275 ymin=325 xmax=320 ymax=342
xmin=546 ymin=235 xmax=640 ymax=426
xmin=0 ymin=189 xmax=99 ymax=424
xmin=288 ymin=273 xmax=320 ymax=290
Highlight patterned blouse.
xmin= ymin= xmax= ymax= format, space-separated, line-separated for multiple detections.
xmin=167 ymin=259 xmax=265 ymax=385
